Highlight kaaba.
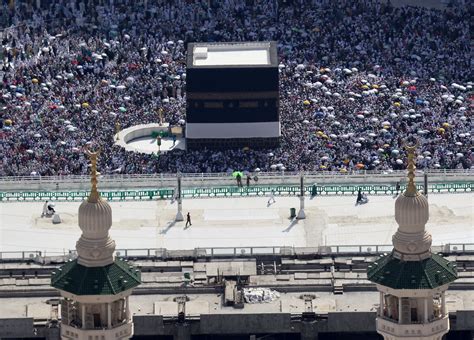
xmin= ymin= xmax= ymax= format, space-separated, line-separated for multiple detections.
xmin=186 ymin=41 xmax=280 ymax=150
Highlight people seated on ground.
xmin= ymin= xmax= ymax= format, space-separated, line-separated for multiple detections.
xmin=48 ymin=202 xmax=56 ymax=214
xmin=41 ymin=201 xmax=56 ymax=217
xmin=356 ymin=189 xmax=368 ymax=205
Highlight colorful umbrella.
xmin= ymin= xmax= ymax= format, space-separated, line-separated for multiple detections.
xmin=232 ymin=171 xmax=244 ymax=178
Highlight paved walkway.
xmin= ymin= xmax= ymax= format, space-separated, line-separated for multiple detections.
xmin=1 ymin=194 xmax=472 ymax=253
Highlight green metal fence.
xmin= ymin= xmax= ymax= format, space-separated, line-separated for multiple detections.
xmin=0 ymin=182 xmax=471 ymax=202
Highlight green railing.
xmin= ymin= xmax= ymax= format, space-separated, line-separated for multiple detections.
xmin=0 ymin=189 xmax=175 ymax=202
xmin=0 ymin=182 xmax=471 ymax=202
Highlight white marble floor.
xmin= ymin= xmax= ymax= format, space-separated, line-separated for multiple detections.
xmin=1 ymin=194 xmax=472 ymax=254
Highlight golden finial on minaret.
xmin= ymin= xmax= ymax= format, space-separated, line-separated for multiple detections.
xmin=404 ymin=141 xmax=419 ymax=197
xmin=85 ymin=148 xmax=101 ymax=203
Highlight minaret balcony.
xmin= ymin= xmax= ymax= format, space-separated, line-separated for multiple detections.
xmin=61 ymin=322 xmax=132 ymax=340
xmin=376 ymin=315 xmax=449 ymax=338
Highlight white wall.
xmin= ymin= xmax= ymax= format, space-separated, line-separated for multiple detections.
xmin=186 ymin=122 xmax=280 ymax=138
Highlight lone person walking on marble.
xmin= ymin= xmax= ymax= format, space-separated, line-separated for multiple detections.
xmin=268 ymin=190 xmax=276 ymax=205
xmin=186 ymin=212 xmax=192 ymax=228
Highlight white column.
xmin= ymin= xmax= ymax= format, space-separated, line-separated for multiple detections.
xmin=424 ymin=298 xmax=428 ymax=322
xmin=107 ymin=303 xmax=112 ymax=328
xmin=398 ymin=297 xmax=402 ymax=324
xmin=81 ymin=304 xmax=86 ymax=329
xmin=176 ymin=198 xmax=184 ymax=221
xmin=297 ymin=174 xmax=306 ymax=219
xmin=379 ymin=292 xmax=384 ymax=317
xmin=297 ymin=196 xmax=306 ymax=219
xmin=175 ymin=175 xmax=184 ymax=221
xmin=125 ymin=297 xmax=130 ymax=322
xmin=441 ymin=292 xmax=446 ymax=316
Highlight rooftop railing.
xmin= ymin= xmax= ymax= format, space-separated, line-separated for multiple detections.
xmin=1 ymin=243 xmax=472 ymax=263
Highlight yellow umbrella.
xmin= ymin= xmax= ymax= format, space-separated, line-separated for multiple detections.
xmin=372 ymin=84 xmax=379 ymax=89
xmin=383 ymin=143 xmax=390 ymax=148
xmin=322 ymin=134 xmax=329 ymax=139
xmin=4 ymin=119 xmax=12 ymax=126
xmin=361 ymin=85 xmax=369 ymax=89
xmin=303 ymin=100 xmax=310 ymax=105
xmin=393 ymin=102 xmax=401 ymax=107
xmin=316 ymin=131 xmax=324 ymax=136
xmin=339 ymin=168 xmax=348 ymax=173
xmin=320 ymin=165 xmax=327 ymax=169
xmin=437 ymin=128 xmax=445 ymax=134
xmin=442 ymin=123 xmax=450 ymax=128
xmin=383 ymin=125 xmax=390 ymax=130
xmin=82 ymin=102 xmax=89 ymax=108
xmin=32 ymin=78 xmax=39 ymax=84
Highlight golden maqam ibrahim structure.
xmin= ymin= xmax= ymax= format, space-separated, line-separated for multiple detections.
xmin=51 ymin=149 xmax=141 ymax=340
xmin=368 ymin=144 xmax=457 ymax=340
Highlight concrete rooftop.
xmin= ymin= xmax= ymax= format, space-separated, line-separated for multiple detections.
xmin=1 ymin=290 xmax=473 ymax=320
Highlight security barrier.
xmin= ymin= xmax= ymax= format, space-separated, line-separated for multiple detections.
xmin=0 ymin=182 xmax=471 ymax=202
xmin=1 ymin=169 xmax=472 ymax=192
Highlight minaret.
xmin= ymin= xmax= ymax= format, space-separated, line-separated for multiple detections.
xmin=367 ymin=143 xmax=457 ymax=340
xmin=51 ymin=149 xmax=141 ymax=340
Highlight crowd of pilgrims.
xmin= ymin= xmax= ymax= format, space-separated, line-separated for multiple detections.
xmin=0 ymin=0 xmax=471 ymax=176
